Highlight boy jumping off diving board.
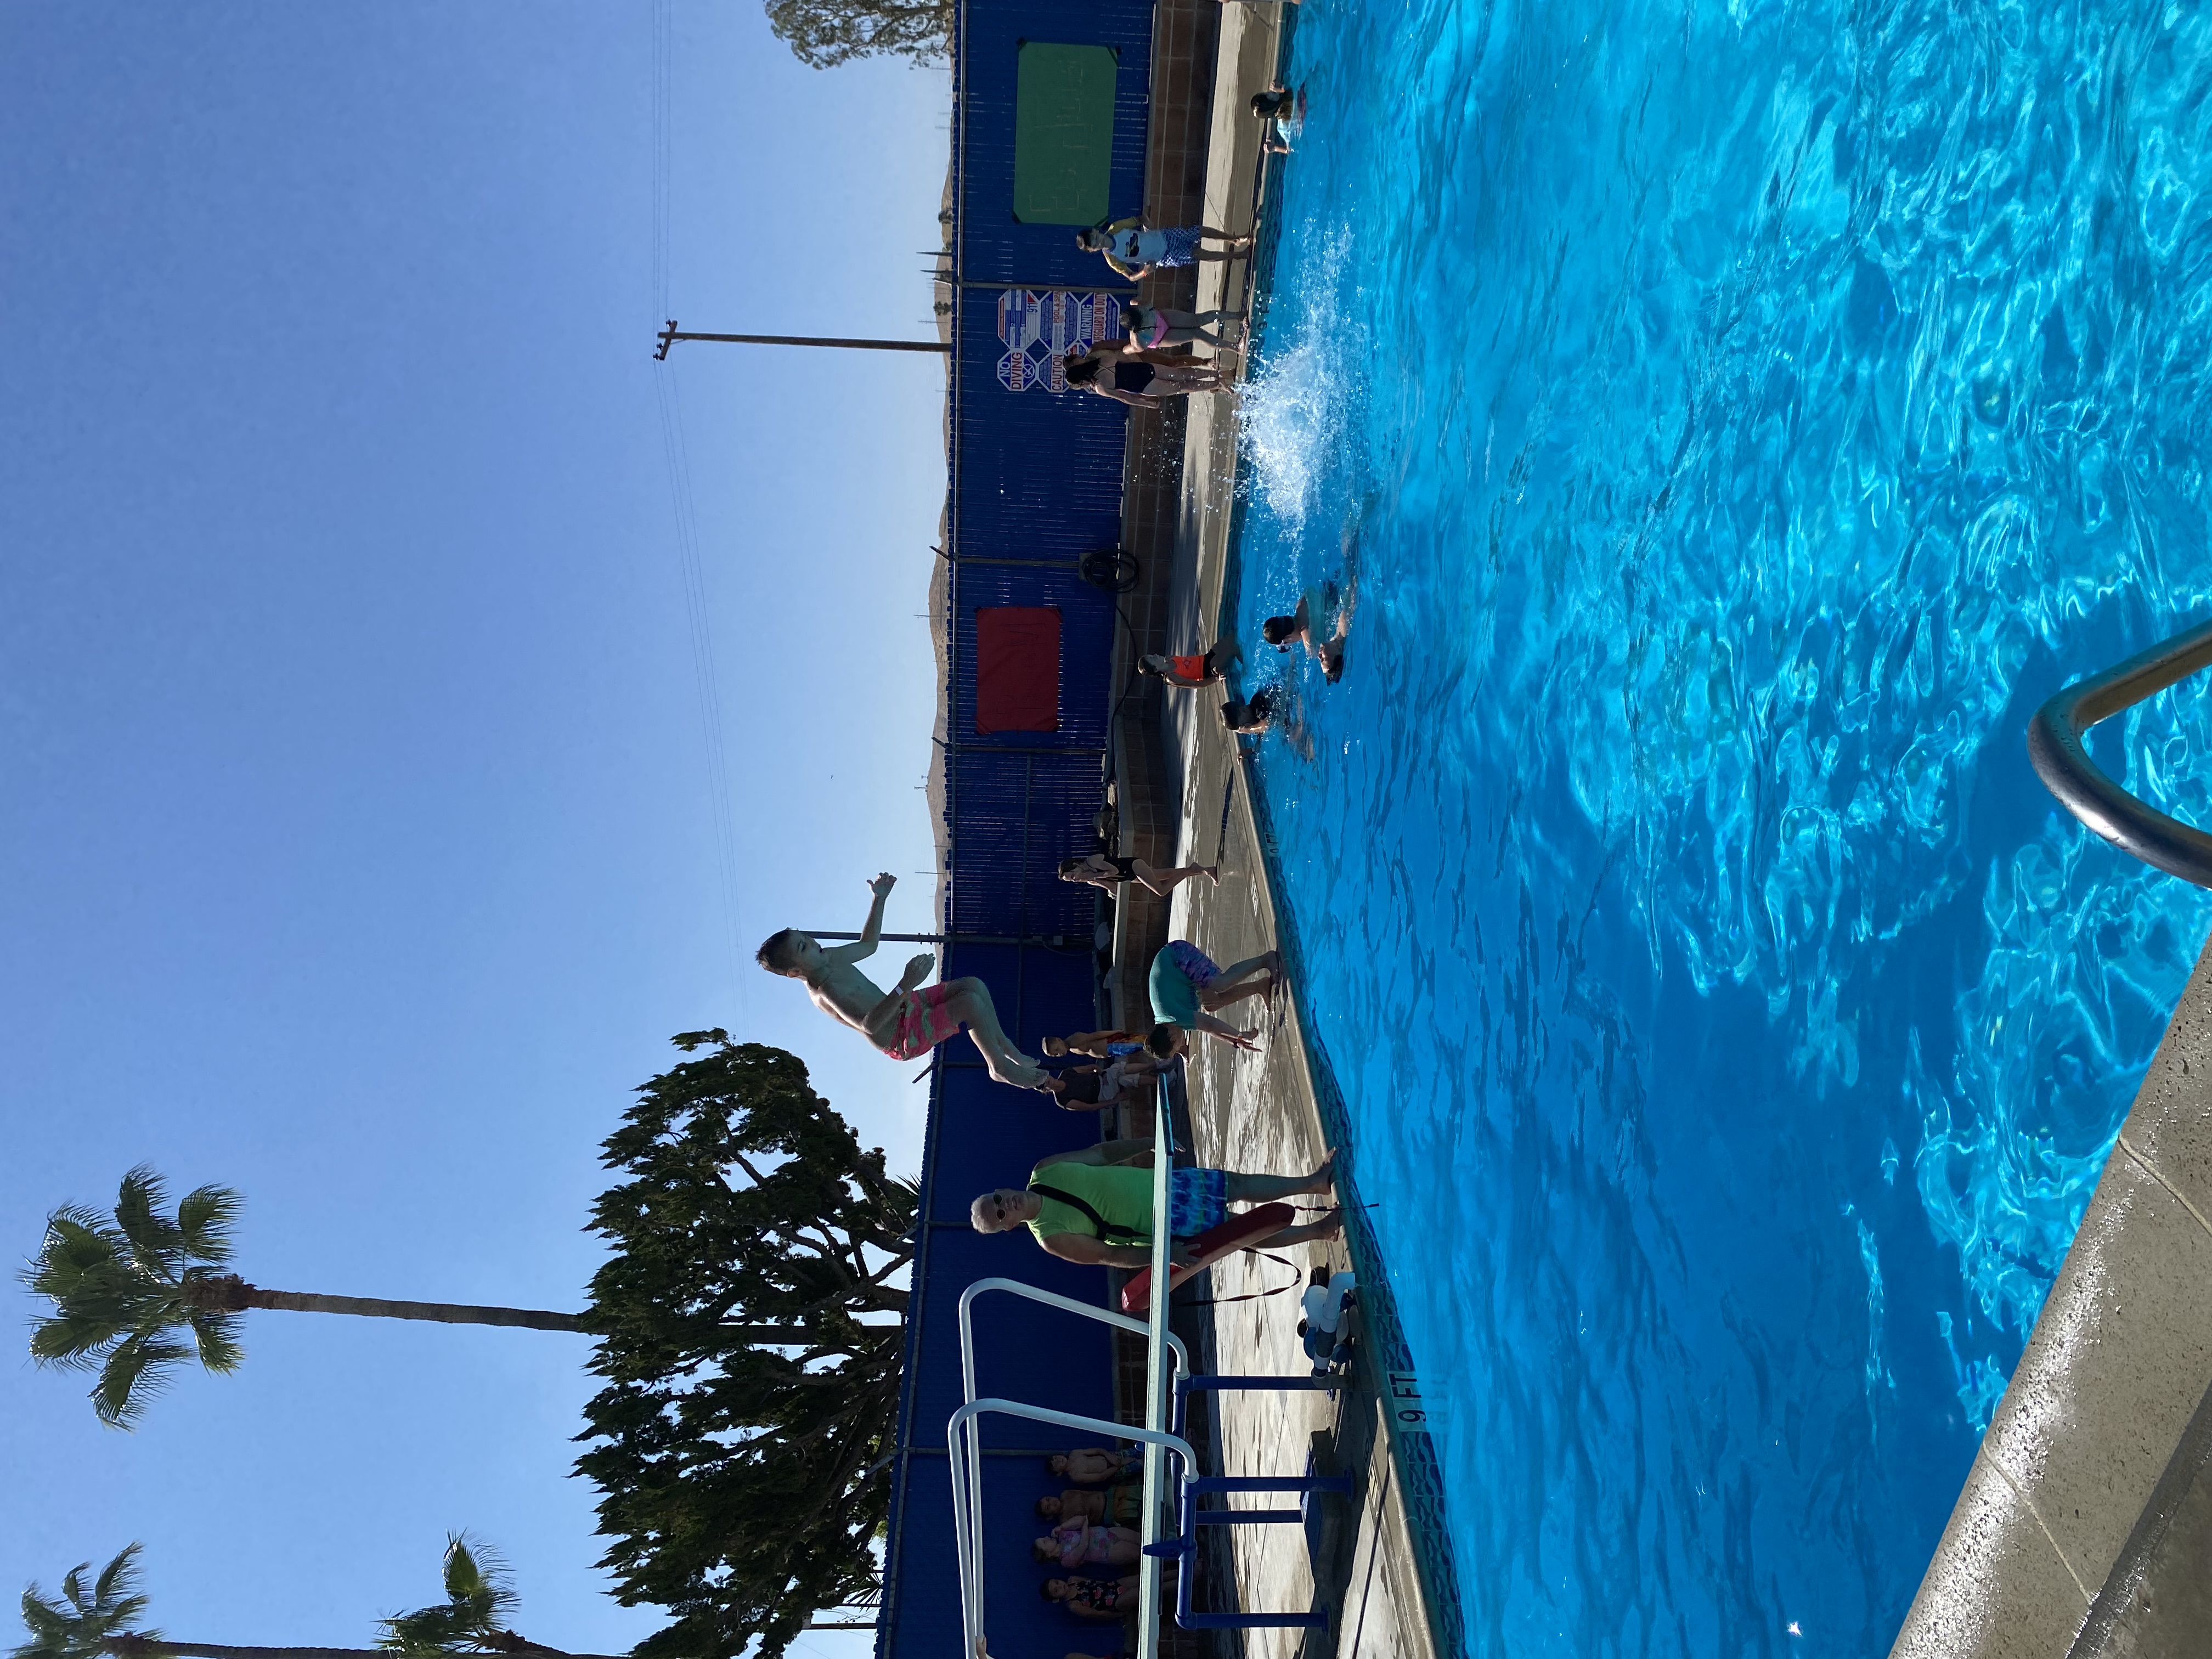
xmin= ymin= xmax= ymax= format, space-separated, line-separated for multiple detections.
xmin=757 ymin=872 xmax=1045 ymax=1088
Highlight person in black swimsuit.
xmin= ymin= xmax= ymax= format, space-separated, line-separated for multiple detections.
xmin=1062 ymin=350 xmax=1227 ymax=407
xmin=1056 ymin=852 xmax=1218 ymax=896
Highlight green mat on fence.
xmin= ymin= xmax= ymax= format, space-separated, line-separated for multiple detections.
xmin=1013 ymin=43 xmax=1117 ymax=225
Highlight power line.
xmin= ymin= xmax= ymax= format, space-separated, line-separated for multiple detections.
xmin=649 ymin=0 xmax=747 ymax=1011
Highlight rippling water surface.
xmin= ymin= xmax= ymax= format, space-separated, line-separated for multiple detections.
xmin=1231 ymin=0 xmax=2212 ymax=1650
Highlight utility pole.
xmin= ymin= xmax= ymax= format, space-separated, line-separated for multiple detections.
xmin=655 ymin=320 xmax=949 ymax=360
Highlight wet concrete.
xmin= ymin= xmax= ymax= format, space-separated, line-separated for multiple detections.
xmin=1892 ymin=933 xmax=2212 ymax=1659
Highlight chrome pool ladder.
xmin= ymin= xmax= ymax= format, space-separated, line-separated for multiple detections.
xmin=2030 ymin=616 xmax=2212 ymax=887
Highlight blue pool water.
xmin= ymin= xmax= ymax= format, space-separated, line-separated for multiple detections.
xmin=1231 ymin=0 xmax=2212 ymax=1651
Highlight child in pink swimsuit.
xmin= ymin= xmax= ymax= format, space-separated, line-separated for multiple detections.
xmin=1034 ymin=1522 xmax=1138 ymax=1568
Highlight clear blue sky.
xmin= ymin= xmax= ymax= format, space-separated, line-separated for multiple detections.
xmin=0 ymin=5 xmax=949 ymax=1655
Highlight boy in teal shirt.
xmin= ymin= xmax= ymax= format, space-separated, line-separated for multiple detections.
xmin=1147 ymin=940 xmax=1280 ymax=1052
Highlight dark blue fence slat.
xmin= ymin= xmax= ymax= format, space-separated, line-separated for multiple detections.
xmin=956 ymin=0 xmax=1154 ymax=289
xmin=881 ymin=2 xmax=1159 ymax=1655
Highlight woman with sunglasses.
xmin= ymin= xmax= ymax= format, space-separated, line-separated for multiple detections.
xmin=968 ymin=1139 xmax=1340 ymax=1267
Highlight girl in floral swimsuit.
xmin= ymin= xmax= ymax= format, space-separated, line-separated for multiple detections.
xmin=1041 ymin=1575 xmax=1138 ymax=1620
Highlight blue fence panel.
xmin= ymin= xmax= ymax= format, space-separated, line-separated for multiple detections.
xmin=881 ymin=3 xmax=1162 ymax=1656
xmin=908 ymin=1227 xmax=1115 ymax=1446
xmin=943 ymin=940 xmax=1099 ymax=1058
xmin=949 ymin=568 xmax=1119 ymax=751
xmin=927 ymin=1067 xmax=1112 ymax=1226
xmin=953 ymin=296 xmax=1128 ymax=550
xmin=955 ymin=0 xmax=1157 ymax=290
xmin=943 ymin=758 xmax=1109 ymax=939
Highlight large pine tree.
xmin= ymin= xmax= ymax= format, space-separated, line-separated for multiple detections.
xmin=577 ymin=1036 xmax=915 ymax=1659
xmin=763 ymin=0 xmax=951 ymax=69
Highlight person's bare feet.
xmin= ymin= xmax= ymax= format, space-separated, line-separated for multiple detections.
xmin=1304 ymin=1150 xmax=1338 ymax=1195
xmin=1205 ymin=864 xmax=1222 ymax=884
xmin=1311 ymin=1206 xmax=1344 ymax=1238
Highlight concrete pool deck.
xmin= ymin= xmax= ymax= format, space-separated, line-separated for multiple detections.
xmin=1891 ymin=930 xmax=2212 ymax=1658
xmin=1099 ymin=5 xmax=1455 ymax=1655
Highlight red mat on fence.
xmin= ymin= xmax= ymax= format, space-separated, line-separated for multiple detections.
xmin=974 ymin=606 xmax=1062 ymax=733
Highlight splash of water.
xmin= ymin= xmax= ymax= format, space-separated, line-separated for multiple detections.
xmin=1238 ymin=231 xmax=1358 ymax=534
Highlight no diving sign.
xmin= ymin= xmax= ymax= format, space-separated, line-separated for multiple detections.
xmin=996 ymin=289 xmax=1122 ymax=391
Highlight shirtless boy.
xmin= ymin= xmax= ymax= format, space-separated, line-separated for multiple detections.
xmin=757 ymin=872 xmax=1044 ymax=1087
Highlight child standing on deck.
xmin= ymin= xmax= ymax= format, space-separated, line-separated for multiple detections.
xmin=757 ymin=872 xmax=1045 ymax=1088
xmin=1147 ymin=940 xmax=1280 ymax=1050
xmin=1076 ymin=219 xmax=1253 ymax=281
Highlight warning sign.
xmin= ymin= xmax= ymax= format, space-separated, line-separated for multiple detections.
xmin=996 ymin=290 xmax=1122 ymax=392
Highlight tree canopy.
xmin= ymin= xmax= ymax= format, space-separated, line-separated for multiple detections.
xmin=24 ymin=1169 xmax=590 ymax=1429
xmin=16 ymin=1538 xmax=618 ymax=1659
xmin=377 ymin=1536 xmax=537 ymax=1656
xmin=577 ymin=1036 xmax=915 ymax=1659
xmin=763 ymin=0 xmax=950 ymax=69
xmin=22 ymin=1169 xmax=246 ymax=1427
xmin=14 ymin=1544 xmax=151 ymax=1659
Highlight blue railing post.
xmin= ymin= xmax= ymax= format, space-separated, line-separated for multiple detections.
xmin=1150 ymin=1451 xmax=1347 ymax=1629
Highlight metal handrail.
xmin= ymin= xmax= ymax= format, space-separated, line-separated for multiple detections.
xmin=947 ymin=1398 xmax=1198 ymax=1659
xmin=952 ymin=1276 xmax=1191 ymax=1654
xmin=2029 ymin=617 xmax=2212 ymax=888
xmin=1138 ymin=1138 xmax=1174 ymax=1659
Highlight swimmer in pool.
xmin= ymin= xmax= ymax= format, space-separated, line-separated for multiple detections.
xmin=1220 ymin=686 xmax=1276 ymax=733
xmin=1252 ymin=82 xmax=1308 ymax=153
xmin=1262 ymin=581 xmax=1352 ymax=680
xmin=756 ymin=872 xmax=1044 ymax=1088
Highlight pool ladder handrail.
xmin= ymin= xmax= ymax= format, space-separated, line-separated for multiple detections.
xmin=2029 ymin=616 xmax=2212 ymax=888
xmin=951 ymin=1278 xmax=1193 ymax=1659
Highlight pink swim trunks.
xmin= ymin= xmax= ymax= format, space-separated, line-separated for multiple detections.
xmin=881 ymin=982 xmax=962 ymax=1060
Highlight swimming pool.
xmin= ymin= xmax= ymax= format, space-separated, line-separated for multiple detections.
xmin=1230 ymin=0 xmax=2212 ymax=1651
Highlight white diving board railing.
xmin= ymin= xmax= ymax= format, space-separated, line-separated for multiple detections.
xmin=947 ymin=1142 xmax=1187 ymax=1659
xmin=952 ymin=1278 xmax=1192 ymax=1658
xmin=947 ymin=1401 xmax=1197 ymax=1659
xmin=1138 ymin=1140 xmax=1173 ymax=1659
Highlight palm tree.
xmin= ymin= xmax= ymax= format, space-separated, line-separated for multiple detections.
xmin=12 ymin=1542 xmax=628 ymax=1659
xmin=377 ymin=1534 xmax=557 ymax=1656
xmin=25 ymin=1167 xmax=806 ymax=1428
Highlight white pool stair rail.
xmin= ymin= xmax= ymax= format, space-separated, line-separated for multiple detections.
xmin=950 ymin=1259 xmax=1193 ymax=1659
